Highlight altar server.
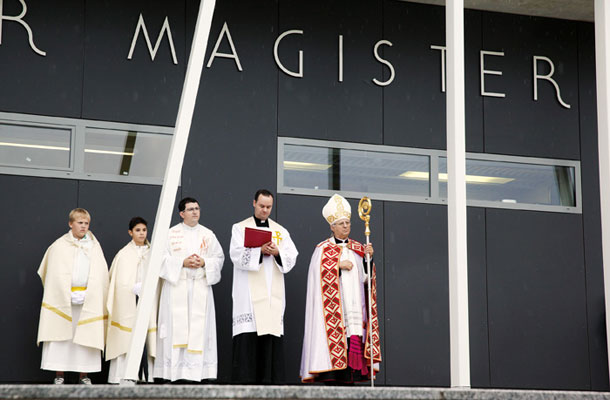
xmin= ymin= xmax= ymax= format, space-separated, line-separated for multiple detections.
xmin=37 ymin=208 xmax=109 ymax=385
xmin=106 ymin=217 xmax=157 ymax=383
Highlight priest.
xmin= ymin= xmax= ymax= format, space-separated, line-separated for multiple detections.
xmin=153 ymin=197 xmax=225 ymax=382
xmin=229 ymin=189 xmax=298 ymax=383
xmin=37 ymin=208 xmax=109 ymax=385
xmin=300 ymin=194 xmax=381 ymax=384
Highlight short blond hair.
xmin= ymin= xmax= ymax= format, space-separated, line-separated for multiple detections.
xmin=69 ymin=208 xmax=91 ymax=223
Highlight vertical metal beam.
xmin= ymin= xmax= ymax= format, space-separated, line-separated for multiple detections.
xmin=594 ymin=0 xmax=610 ymax=383
xmin=121 ymin=0 xmax=217 ymax=382
xmin=446 ymin=0 xmax=471 ymax=388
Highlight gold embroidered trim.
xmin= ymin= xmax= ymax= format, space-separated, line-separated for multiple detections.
xmin=110 ymin=321 xmax=132 ymax=332
xmin=77 ymin=315 xmax=107 ymax=326
xmin=148 ymin=327 xmax=157 ymax=333
xmin=71 ymin=286 xmax=87 ymax=292
xmin=41 ymin=302 xmax=71 ymax=322
xmin=187 ymin=349 xmax=203 ymax=354
xmin=173 ymin=344 xmax=187 ymax=348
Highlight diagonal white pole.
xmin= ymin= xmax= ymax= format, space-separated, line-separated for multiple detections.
xmin=594 ymin=0 xmax=610 ymax=383
xmin=446 ymin=0 xmax=471 ymax=388
xmin=121 ymin=0 xmax=217 ymax=382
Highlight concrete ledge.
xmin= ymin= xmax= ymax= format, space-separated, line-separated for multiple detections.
xmin=0 ymin=385 xmax=609 ymax=400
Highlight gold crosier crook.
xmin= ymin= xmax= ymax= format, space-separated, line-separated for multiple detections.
xmin=358 ymin=196 xmax=374 ymax=387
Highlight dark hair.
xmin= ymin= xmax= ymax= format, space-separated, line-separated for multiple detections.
xmin=178 ymin=197 xmax=199 ymax=212
xmin=254 ymin=189 xmax=274 ymax=202
xmin=129 ymin=216 xmax=148 ymax=230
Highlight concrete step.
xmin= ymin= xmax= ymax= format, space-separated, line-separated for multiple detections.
xmin=0 ymin=385 xmax=609 ymax=400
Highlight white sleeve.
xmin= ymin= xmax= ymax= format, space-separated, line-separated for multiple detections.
xmin=160 ymin=238 xmax=183 ymax=284
xmin=229 ymin=223 xmax=263 ymax=272
xmin=203 ymin=233 xmax=224 ymax=286
xmin=276 ymin=229 xmax=298 ymax=274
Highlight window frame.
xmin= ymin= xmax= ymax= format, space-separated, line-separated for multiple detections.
xmin=278 ymin=137 xmax=582 ymax=214
xmin=0 ymin=112 xmax=174 ymax=185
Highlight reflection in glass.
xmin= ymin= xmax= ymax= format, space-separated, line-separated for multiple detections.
xmin=438 ymin=157 xmax=576 ymax=207
xmin=84 ymin=128 xmax=171 ymax=178
xmin=0 ymin=123 xmax=71 ymax=169
xmin=283 ymin=144 xmax=430 ymax=197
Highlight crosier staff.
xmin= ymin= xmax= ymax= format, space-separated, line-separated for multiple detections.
xmin=358 ymin=196 xmax=374 ymax=388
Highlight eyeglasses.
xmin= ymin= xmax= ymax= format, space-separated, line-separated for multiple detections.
xmin=185 ymin=207 xmax=200 ymax=212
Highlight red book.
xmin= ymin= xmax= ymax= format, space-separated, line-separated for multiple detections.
xmin=244 ymin=227 xmax=272 ymax=248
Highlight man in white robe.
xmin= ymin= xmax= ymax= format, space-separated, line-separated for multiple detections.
xmin=300 ymin=194 xmax=381 ymax=384
xmin=229 ymin=189 xmax=298 ymax=383
xmin=37 ymin=208 xmax=109 ymax=385
xmin=153 ymin=197 xmax=225 ymax=382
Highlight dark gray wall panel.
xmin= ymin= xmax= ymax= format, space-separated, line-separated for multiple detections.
xmin=277 ymin=194 xmax=385 ymax=384
xmin=383 ymin=3 xmax=484 ymax=151
xmin=481 ymin=13 xmax=580 ymax=159
xmin=0 ymin=176 xmax=77 ymax=382
xmin=0 ymin=0 xmax=84 ymax=117
xmin=76 ymin=181 xmax=170 ymax=262
xmin=467 ymin=207 xmax=490 ymax=388
xmin=486 ymin=209 xmax=589 ymax=389
xmin=183 ymin=0 xmax=279 ymax=383
xmin=577 ymin=22 xmax=609 ymax=391
xmin=384 ymin=202 xmax=449 ymax=386
xmin=277 ymin=0 xmax=383 ymax=143
xmin=383 ymin=1 xmax=445 ymax=150
xmin=82 ymin=0 xmax=185 ymax=125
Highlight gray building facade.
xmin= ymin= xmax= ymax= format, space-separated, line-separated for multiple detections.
xmin=0 ymin=0 xmax=606 ymax=390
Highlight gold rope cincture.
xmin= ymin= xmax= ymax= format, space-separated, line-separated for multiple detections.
xmin=358 ymin=196 xmax=374 ymax=388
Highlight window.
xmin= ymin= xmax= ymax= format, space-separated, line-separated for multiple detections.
xmin=0 ymin=112 xmax=173 ymax=185
xmin=278 ymin=137 xmax=581 ymax=213
xmin=0 ymin=122 xmax=72 ymax=170
xmin=283 ymin=144 xmax=430 ymax=198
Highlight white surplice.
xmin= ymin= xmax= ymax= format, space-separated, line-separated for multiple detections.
xmin=229 ymin=217 xmax=298 ymax=337
xmin=153 ymin=223 xmax=224 ymax=382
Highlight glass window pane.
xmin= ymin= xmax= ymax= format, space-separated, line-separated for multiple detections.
xmin=0 ymin=123 xmax=71 ymax=169
xmin=283 ymin=144 xmax=430 ymax=197
xmin=84 ymin=128 xmax=171 ymax=179
xmin=439 ymin=157 xmax=576 ymax=207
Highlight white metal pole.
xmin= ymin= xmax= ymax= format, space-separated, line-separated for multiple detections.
xmin=121 ymin=0 xmax=217 ymax=382
xmin=446 ymin=0 xmax=471 ymax=388
xmin=594 ymin=0 xmax=610 ymax=383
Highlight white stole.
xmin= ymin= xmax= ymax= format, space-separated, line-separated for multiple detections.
xmin=168 ymin=225 xmax=208 ymax=354
xmin=336 ymin=239 xmax=364 ymax=337
xmin=239 ymin=218 xmax=284 ymax=337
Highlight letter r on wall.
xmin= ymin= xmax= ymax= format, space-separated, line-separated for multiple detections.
xmin=0 ymin=0 xmax=46 ymax=56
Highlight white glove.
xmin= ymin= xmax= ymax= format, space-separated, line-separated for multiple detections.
xmin=132 ymin=282 xmax=142 ymax=296
xmin=71 ymin=290 xmax=86 ymax=305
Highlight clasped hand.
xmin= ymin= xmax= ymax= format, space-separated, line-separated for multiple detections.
xmin=183 ymin=254 xmax=205 ymax=269
xmin=261 ymin=241 xmax=279 ymax=256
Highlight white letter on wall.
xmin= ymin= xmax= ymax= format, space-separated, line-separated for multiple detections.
xmin=430 ymin=44 xmax=447 ymax=93
xmin=206 ymin=22 xmax=242 ymax=71
xmin=373 ymin=40 xmax=395 ymax=87
xmin=480 ymin=50 xmax=505 ymax=98
xmin=274 ymin=29 xmax=303 ymax=78
xmin=533 ymin=55 xmax=571 ymax=109
xmin=0 ymin=0 xmax=46 ymax=56
xmin=127 ymin=14 xmax=178 ymax=65
xmin=338 ymin=34 xmax=343 ymax=82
